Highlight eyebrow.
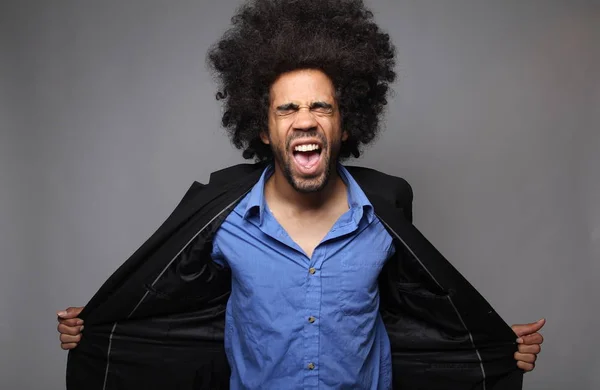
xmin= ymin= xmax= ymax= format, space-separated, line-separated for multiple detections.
xmin=310 ymin=101 xmax=333 ymax=110
xmin=275 ymin=103 xmax=300 ymax=111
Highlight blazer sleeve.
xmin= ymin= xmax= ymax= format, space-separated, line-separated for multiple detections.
xmin=394 ymin=177 xmax=414 ymax=223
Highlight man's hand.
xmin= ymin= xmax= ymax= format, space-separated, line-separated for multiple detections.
xmin=57 ymin=307 xmax=85 ymax=350
xmin=511 ymin=318 xmax=545 ymax=372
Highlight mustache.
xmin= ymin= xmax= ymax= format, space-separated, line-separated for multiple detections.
xmin=285 ymin=131 xmax=328 ymax=150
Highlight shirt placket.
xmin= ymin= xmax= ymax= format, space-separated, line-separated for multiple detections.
xmin=303 ymin=246 xmax=325 ymax=388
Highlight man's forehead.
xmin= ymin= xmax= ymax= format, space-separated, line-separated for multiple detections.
xmin=269 ymin=84 xmax=337 ymax=105
xmin=269 ymin=69 xmax=336 ymax=103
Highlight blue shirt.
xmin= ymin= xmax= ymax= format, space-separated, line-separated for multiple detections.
xmin=212 ymin=164 xmax=394 ymax=389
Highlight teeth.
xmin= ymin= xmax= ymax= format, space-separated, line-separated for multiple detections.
xmin=294 ymin=144 xmax=320 ymax=152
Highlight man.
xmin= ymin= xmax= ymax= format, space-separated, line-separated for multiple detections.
xmin=57 ymin=1 xmax=544 ymax=389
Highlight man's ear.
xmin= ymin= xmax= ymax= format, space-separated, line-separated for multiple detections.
xmin=342 ymin=130 xmax=349 ymax=142
xmin=259 ymin=131 xmax=270 ymax=145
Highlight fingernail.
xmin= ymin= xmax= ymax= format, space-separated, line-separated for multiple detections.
xmin=57 ymin=311 xmax=67 ymax=317
xmin=516 ymin=338 xmax=523 ymax=344
xmin=80 ymin=326 xmax=84 ymax=332
xmin=76 ymin=320 xmax=84 ymax=325
xmin=538 ymin=318 xmax=545 ymax=323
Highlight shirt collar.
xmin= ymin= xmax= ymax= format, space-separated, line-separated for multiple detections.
xmin=337 ymin=163 xmax=375 ymax=225
xmin=243 ymin=164 xmax=273 ymax=225
xmin=243 ymin=163 xmax=374 ymax=225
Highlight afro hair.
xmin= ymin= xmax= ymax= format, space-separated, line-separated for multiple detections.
xmin=207 ymin=0 xmax=396 ymax=160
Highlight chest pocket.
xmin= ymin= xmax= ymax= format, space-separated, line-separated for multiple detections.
xmin=337 ymin=251 xmax=389 ymax=316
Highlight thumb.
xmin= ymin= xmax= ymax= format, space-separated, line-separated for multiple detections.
xmin=57 ymin=306 xmax=84 ymax=319
xmin=512 ymin=318 xmax=546 ymax=338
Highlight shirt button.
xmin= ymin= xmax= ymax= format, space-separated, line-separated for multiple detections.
xmin=308 ymin=316 xmax=316 ymax=323
xmin=309 ymin=268 xmax=316 ymax=275
xmin=307 ymin=363 xmax=315 ymax=370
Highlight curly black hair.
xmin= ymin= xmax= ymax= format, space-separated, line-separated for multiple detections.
xmin=207 ymin=0 xmax=396 ymax=160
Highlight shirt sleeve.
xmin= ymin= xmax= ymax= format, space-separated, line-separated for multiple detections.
xmin=384 ymin=235 xmax=396 ymax=263
xmin=210 ymin=232 xmax=229 ymax=268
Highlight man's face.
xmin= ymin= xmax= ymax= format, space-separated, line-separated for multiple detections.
xmin=261 ymin=69 xmax=348 ymax=193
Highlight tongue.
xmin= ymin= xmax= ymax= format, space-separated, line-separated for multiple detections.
xmin=295 ymin=151 xmax=320 ymax=166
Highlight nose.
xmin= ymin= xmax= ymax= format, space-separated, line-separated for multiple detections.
xmin=292 ymin=107 xmax=318 ymax=132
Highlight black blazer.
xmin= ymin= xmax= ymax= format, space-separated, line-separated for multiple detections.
xmin=67 ymin=163 xmax=522 ymax=389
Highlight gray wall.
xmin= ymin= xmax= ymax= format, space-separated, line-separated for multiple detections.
xmin=1 ymin=1 xmax=598 ymax=389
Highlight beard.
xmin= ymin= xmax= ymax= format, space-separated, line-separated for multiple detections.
xmin=270 ymin=131 xmax=340 ymax=193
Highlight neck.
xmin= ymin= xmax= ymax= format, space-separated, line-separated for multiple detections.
xmin=265 ymin=162 xmax=347 ymax=214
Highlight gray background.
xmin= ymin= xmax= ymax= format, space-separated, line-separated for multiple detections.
xmin=1 ymin=0 xmax=598 ymax=389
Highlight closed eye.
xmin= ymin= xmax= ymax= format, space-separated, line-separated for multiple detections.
xmin=310 ymin=102 xmax=334 ymax=115
xmin=275 ymin=103 xmax=299 ymax=116
xmin=274 ymin=102 xmax=335 ymax=116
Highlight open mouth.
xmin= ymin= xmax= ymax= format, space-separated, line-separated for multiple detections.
xmin=291 ymin=143 xmax=323 ymax=173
